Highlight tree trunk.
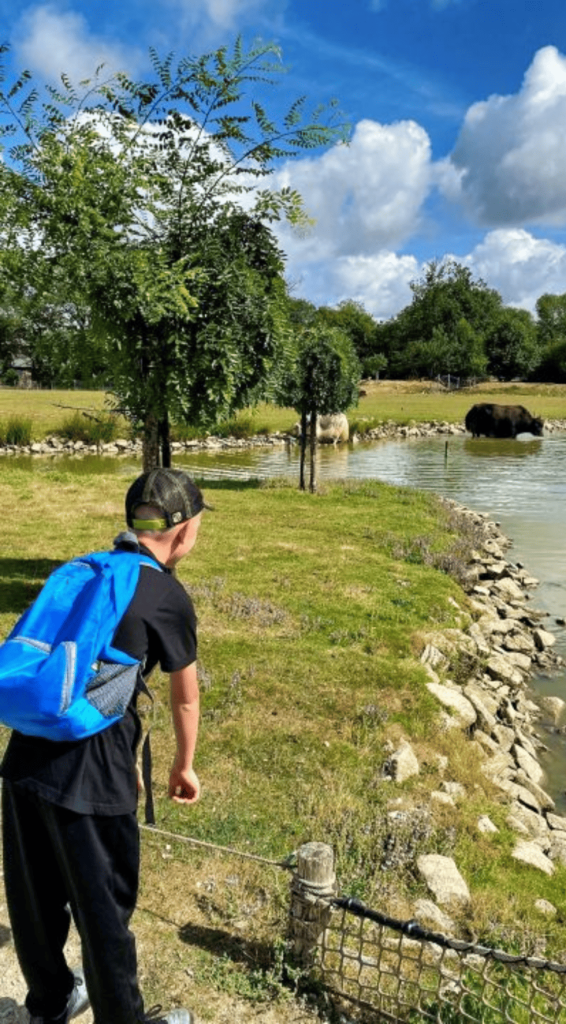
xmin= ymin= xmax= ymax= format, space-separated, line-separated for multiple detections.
xmin=299 ymin=410 xmax=307 ymax=491
xmin=309 ymin=406 xmax=317 ymax=494
xmin=143 ymin=413 xmax=160 ymax=472
xmin=159 ymin=411 xmax=171 ymax=469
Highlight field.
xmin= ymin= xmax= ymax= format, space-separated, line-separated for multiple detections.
xmin=1 ymin=380 xmax=566 ymax=442
xmin=2 ymin=432 xmax=566 ymax=1019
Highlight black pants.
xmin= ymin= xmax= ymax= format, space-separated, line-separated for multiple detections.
xmin=2 ymin=782 xmax=145 ymax=1024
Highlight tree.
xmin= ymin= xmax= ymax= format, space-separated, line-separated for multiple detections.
xmin=536 ymin=292 xmax=566 ymax=348
xmin=385 ymin=259 xmax=502 ymax=379
xmin=317 ymin=300 xmax=383 ymax=377
xmin=533 ymin=293 xmax=566 ymax=382
xmin=484 ymin=307 xmax=541 ymax=381
xmin=0 ymin=41 xmax=346 ymax=467
xmin=276 ymin=325 xmax=360 ymax=492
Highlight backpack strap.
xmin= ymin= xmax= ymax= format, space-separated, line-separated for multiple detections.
xmin=111 ymin=533 xmax=164 ymax=826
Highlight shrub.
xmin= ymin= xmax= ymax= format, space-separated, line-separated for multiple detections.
xmin=169 ymin=422 xmax=204 ymax=443
xmin=1 ymin=369 xmax=20 ymax=387
xmin=214 ymin=411 xmax=271 ymax=438
xmin=0 ymin=415 xmax=34 ymax=446
xmin=57 ymin=411 xmax=119 ymax=445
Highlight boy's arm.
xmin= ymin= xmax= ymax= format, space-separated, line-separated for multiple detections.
xmin=169 ymin=662 xmax=200 ymax=804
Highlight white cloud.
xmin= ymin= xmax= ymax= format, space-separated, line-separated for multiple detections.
xmin=14 ymin=5 xmax=141 ymax=83
xmin=324 ymin=252 xmax=420 ymax=319
xmin=448 ymin=46 xmax=566 ymax=227
xmin=461 ymin=229 xmax=566 ymax=311
xmin=274 ymin=118 xmax=432 ymax=265
xmin=168 ymin=0 xmax=275 ymax=32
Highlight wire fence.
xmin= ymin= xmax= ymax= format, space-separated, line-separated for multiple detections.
xmin=306 ymin=893 xmax=566 ymax=1023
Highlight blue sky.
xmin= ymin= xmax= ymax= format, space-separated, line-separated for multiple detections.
xmin=3 ymin=0 xmax=566 ymax=319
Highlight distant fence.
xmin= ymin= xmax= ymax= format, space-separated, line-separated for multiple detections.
xmin=288 ymin=843 xmax=566 ymax=1023
xmin=435 ymin=375 xmax=482 ymax=391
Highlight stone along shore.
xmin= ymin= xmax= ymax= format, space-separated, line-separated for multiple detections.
xmin=384 ymin=500 xmax=566 ymax=922
xmin=3 ymin=417 xmax=566 ymax=456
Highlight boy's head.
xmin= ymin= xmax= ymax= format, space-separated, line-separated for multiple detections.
xmin=125 ymin=469 xmax=210 ymax=566
xmin=126 ymin=468 xmax=210 ymax=532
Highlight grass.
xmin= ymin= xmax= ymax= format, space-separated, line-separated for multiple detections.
xmin=3 ymin=380 xmax=565 ymax=446
xmin=1 ymin=405 xmax=566 ymax=1017
xmin=0 ymin=415 xmax=34 ymax=446
xmin=58 ymin=410 xmax=123 ymax=445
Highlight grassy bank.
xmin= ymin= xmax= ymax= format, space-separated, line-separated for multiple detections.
xmin=1 ymin=380 xmax=566 ymax=443
xmin=1 ymin=461 xmax=566 ymax=1018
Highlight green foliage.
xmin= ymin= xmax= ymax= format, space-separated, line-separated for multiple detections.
xmin=278 ymin=324 xmax=361 ymax=417
xmin=534 ymin=338 xmax=566 ymax=382
xmin=0 ymin=415 xmax=33 ymax=445
xmin=213 ymin=410 xmax=271 ymax=439
xmin=484 ymin=307 xmax=541 ymax=381
xmin=0 ymin=40 xmax=347 ymax=468
xmin=317 ymin=299 xmax=383 ymax=366
xmin=57 ymin=411 xmax=119 ymax=445
xmin=536 ymin=292 xmax=566 ymax=347
xmin=1 ymin=368 xmax=19 ymax=386
xmin=275 ymin=323 xmax=360 ymax=489
xmin=384 ymin=259 xmax=502 ymax=379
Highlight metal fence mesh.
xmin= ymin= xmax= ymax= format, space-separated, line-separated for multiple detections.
xmin=308 ymin=897 xmax=566 ymax=1023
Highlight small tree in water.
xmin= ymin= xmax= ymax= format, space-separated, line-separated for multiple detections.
xmin=278 ymin=325 xmax=360 ymax=492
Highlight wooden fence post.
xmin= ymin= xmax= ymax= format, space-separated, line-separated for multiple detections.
xmin=288 ymin=842 xmax=336 ymax=969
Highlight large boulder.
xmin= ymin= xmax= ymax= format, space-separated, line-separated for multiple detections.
xmin=417 ymin=855 xmax=471 ymax=909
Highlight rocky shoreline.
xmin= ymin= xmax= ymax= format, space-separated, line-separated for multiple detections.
xmin=3 ymin=417 xmax=566 ymax=457
xmin=385 ymin=500 xmax=566 ymax=919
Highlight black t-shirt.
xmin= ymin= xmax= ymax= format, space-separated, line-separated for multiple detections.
xmin=0 ymin=545 xmax=197 ymax=815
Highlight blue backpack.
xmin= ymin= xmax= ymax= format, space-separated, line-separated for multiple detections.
xmin=0 ymin=535 xmax=161 ymax=741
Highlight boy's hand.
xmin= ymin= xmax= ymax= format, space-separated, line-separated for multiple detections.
xmin=169 ymin=764 xmax=200 ymax=804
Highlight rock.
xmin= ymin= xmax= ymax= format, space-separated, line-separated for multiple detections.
xmin=504 ymin=651 xmax=533 ymax=673
xmin=441 ymin=782 xmax=466 ymax=799
xmin=421 ymin=645 xmax=449 ymax=670
xmin=387 ymin=741 xmax=420 ymax=782
xmin=508 ymin=803 xmax=548 ymax=838
xmin=539 ymin=696 xmax=565 ymax=724
xmin=502 ymin=632 xmax=536 ymax=655
xmin=426 ymin=683 xmax=476 ymax=728
xmin=491 ymin=578 xmax=525 ymax=603
xmin=548 ymin=836 xmax=566 ymax=866
xmin=485 ymin=655 xmax=524 ymax=687
xmin=512 ymin=841 xmax=554 ymax=875
xmin=481 ymin=751 xmax=515 ymax=783
xmin=547 ymin=813 xmax=566 ymax=831
xmin=512 ymin=745 xmax=545 ymax=786
xmin=481 ymin=561 xmax=510 ymax=580
xmin=431 ymin=791 xmax=455 ymax=807
xmin=514 ymin=774 xmax=555 ymax=811
xmin=507 ymin=814 xmax=530 ymax=836
xmin=474 ymin=729 xmax=499 ymax=754
xmin=483 ymin=539 xmax=505 ymax=559
xmin=491 ymin=724 xmax=515 ymax=752
xmin=414 ymin=899 xmax=456 ymax=934
xmin=534 ymin=899 xmax=557 ymax=916
xmin=467 ymin=623 xmax=491 ymax=657
xmin=114 ymin=439 xmax=131 ymax=450
xmin=534 ymin=629 xmax=556 ymax=650
xmin=417 ymin=855 xmax=471 ymax=909
xmin=477 ymin=816 xmax=498 ymax=834
xmin=463 ymin=684 xmax=497 ymax=731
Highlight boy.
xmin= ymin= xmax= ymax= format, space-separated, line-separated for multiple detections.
xmin=1 ymin=468 xmax=207 ymax=1024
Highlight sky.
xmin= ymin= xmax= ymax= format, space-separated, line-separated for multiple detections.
xmin=2 ymin=0 xmax=566 ymax=321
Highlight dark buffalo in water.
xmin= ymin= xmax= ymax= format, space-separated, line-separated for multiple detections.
xmin=465 ymin=403 xmax=544 ymax=439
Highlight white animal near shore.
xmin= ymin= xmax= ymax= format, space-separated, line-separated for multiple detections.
xmin=292 ymin=412 xmax=349 ymax=444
